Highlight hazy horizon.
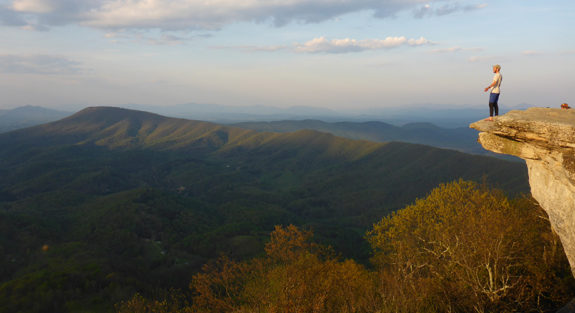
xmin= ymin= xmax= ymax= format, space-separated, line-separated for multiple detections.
xmin=0 ymin=0 xmax=573 ymax=111
xmin=0 ymin=101 xmax=538 ymax=130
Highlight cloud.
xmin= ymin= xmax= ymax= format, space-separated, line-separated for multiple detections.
xmin=294 ymin=36 xmax=432 ymax=53
xmin=0 ymin=54 xmax=82 ymax=74
xmin=431 ymin=46 xmax=483 ymax=53
xmin=6 ymin=0 xmax=486 ymax=32
xmin=12 ymin=0 xmax=54 ymax=13
xmin=20 ymin=24 xmax=50 ymax=31
xmin=212 ymin=45 xmax=288 ymax=53
xmin=8 ymin=0 xmax=103 ymax=30
xmin=104 ymin=30 xmax=211 ymax=45
xmin=216 ymin=36 xmax=433 ymax=54
xmin=0 ymin=6 xmax=27 ymax=26
xmin=414 ymin=2 xmax=487 ymax=18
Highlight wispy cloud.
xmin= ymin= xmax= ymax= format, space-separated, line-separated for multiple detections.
xmin=0 ymin=54 xmax=82 ymax=74
xmin=414 ymin=2 xmax=487 ymax=18
xmin=104 ymin=30 xmax=211 ymax=45
xmin=294 ymin=36 xmax=432 ymax=53
xmin=431 ymin=46 xmax=483 ymax=53
xmin=215 ymin=36 xmax=433 ymax=54
xmin=212 ymin=45 xmax=288 ymax=53
xmin=7 ymin=0 xmax=487 ymax=32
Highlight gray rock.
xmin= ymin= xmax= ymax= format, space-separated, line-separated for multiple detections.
xmin=470 ymin=108 xmax=575 ymax=275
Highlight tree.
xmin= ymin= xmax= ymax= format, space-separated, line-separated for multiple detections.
xmin=190 ymin=225 xmax=377 ymax=313
xmin=367 ymin=179 xmax=574 ymax=313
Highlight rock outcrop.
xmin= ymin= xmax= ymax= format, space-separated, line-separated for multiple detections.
xmin=470 ymin=107 xmax=575 ymax=275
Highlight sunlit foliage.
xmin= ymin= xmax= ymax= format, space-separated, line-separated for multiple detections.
xmin=191 ymin=225 xmax=377 ymax=313
xmin=367 ymin=179 xmax=574 ymax=312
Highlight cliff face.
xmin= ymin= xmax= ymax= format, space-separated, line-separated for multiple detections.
xmin=470 ymin=108 xmax=575 ymax=275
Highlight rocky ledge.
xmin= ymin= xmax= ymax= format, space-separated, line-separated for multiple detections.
xmin=470 ymin=107 xmax=575 ymax=275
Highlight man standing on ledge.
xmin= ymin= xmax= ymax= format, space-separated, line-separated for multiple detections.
xmin=484 ymin=64 xmax=502 ymax=121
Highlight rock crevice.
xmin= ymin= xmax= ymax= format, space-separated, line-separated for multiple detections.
xmin=470 ymin=107 xmax=575 ymax=274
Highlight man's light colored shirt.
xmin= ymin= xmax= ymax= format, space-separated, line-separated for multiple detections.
xmin=491 ymin=72 xmax=502 ymax=94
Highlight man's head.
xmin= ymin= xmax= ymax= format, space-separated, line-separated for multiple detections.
xmin=492 ymin=64 xmax=501 ymax=73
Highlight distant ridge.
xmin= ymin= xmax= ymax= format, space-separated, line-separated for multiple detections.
xmin=233 ymin=119 xmax=485 ymax=155
xmin=0 ymin=105 xmax=70 ymax=133
xmin=1 ymin=106 xmax=383 ymax=160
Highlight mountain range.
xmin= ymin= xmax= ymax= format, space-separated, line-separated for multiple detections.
xmin=0 ymin=107 xmax=529 ymax=312
xmin=0 ymin=106 xmax=71 ymax=133
xmin=0 ymin=105 xmax=512 ymax=158
xmin=233 ymin=119 xmax=491 ymax=156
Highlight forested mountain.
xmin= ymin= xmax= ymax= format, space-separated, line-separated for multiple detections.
xmin=234 ymin=119 xmax=491 ymax=156
xmin=0 ymin=106 xmax=71 ymax=133
xmin=0 ymin=107 xmax=529 ymax=312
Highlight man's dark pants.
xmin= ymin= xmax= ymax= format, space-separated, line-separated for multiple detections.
xmin=489 ymin=93 xmax=500 ymax=117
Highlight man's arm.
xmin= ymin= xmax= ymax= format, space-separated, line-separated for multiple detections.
xmin=484 ymin=75 xmax=498 ymax=92
xmin=484 ymin=81 xmax=496 ymax=92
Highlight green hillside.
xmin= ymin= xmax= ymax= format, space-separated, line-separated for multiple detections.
xmin=0 ymin=107 xmax=529 ymax=312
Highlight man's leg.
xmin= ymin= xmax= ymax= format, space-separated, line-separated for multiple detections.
xmin=488 ymin=93 xmax=500 ymax=120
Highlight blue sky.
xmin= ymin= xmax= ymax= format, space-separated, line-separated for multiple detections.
xmin=0 ymin=0 xmax=573 ymax=111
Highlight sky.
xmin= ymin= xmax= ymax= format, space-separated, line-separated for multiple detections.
xmin=0 ymin=0 xmax=573 ymax=111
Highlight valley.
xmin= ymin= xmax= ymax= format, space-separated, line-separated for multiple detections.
xmin=0 ymin=107 xmax=530 ymax=312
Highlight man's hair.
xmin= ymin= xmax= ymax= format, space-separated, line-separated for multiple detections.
xmin=493 ymin=64 xmax=501 ymax=70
